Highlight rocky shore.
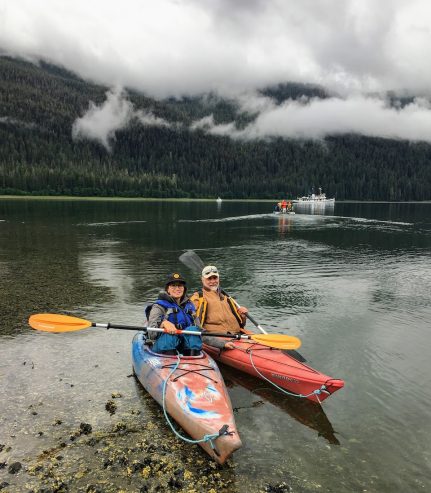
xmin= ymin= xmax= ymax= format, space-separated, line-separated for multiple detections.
xmin=0 ymin=394 xmax=294 ymax=493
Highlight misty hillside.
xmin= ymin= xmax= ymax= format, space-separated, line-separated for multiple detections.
xmin=0 ymin=56 xmax=430 ymax=200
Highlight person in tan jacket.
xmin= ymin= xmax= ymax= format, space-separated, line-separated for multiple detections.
xmin=190 ymin=265 xmax=248 ymax=350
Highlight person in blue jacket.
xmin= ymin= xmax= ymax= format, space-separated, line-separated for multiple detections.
xmin=146 ymin=272 xmax=202 ymax=355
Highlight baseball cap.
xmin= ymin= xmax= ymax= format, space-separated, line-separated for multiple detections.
xmin=165 ymin=272 xmax=187 ymax=288
xmin=202 ymin=265 xmax=219 ymax=278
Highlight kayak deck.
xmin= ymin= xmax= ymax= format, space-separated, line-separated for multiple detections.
xmin=132 ymin=332 xmax=242 ymax=463
xmin=203 ymin=340 xmax=344 ymax=403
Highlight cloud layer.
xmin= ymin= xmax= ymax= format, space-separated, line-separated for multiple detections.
xmin=2 ymin=0 xmax=431 ymax=98
xmin=2 ymin=0 xmax=431 ymax=143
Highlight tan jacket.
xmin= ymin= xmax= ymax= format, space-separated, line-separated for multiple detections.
xmin=190 ymin=289 xmax=243 ymax=334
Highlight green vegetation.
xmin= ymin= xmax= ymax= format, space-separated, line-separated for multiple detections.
xmin=1 ymin=56 xmax=430 ymax=200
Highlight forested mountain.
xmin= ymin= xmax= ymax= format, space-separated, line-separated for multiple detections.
xmin=0 ymin=56 xmax=430 ymax=200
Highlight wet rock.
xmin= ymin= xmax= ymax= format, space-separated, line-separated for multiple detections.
xmin=31 ymin=411 xmax=38 ymax=415
xmin=113 ymin=422 xmax=127 ymax=433
xmin=37 ymin=431 xmax=44 ymax=436
xmin=111 ymin=392 xmax=122 ymax=398
xmin=264 ymin=481 xmax=291 ymax=492
xmin=103 ymin=458 xmax=114 ymax=469
xmin=53 ymin=419 xmax=63 ymax=426
xmin=117 ymin=455 xmax=129 ymax=466
xmin=8 ymin=461 xmax=22 ymax=474
xmin=86 ymin=437 xmax=98 ymax=447
xmin=105 ymin=400 xmax=117 ymax=415
xmin=86 ymin=486 xmax=103 ymax=493
xmin=168 ymin=475 xmax=183 ymax=489
xmin=129 ymin=460 xmax=145 ymax=473
xmin=0 ymin=482 xmax=10 ymax=490
xmin=52 ymin=480 xmax=69 ymax=492
xmin=79 ymin=423 xmax=92 ymax=435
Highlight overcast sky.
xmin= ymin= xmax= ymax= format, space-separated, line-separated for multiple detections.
xmin=2 ymin=0 xmax=431 ymax=145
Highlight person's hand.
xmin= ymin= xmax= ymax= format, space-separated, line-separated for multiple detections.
xmin=237 ymin=306 xmax=248 ymax=318
xmin=161 ymin=320 xmax=177 ymax=334
xmin=224 ymin=342 xmax=236 ymax=350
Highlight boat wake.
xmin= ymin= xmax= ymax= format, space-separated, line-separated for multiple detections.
xmin=78 ymin=220 xmax=147 ymax=226
xmin=180 ymin=214 xmax=413 ymax=230
xmin=343 ymin=216 xmax=412 ymax=226
xmin=179 ymin=213 xmax=275 ymax=223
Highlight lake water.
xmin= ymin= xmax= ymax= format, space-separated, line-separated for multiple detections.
xmin=1 ymin=198 xmax=430 ymax=492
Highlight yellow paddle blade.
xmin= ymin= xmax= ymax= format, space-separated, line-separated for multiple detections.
xmin=250 ymin=334 xmax=302 ymax=350
xmin=29 ymin=314 xmax=92 ymax=333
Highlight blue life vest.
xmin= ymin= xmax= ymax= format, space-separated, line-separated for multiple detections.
xmin=147 ymin=298 xmax=196 ymax=330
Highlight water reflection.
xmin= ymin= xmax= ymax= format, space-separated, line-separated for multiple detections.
xmin=294 ymin=201 xmax=335 ymax=215
xmin=277 ymin=214 xmax=293 ymax=235
xmin=221 ymin=364 xmax=339 ymax=445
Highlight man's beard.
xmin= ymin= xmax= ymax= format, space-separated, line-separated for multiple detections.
xmin=208 ymin=284 xmax=219 ymax=292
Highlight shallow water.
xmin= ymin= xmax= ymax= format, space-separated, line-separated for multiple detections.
xmin=1 ymin=198 xmax=430 ymax=492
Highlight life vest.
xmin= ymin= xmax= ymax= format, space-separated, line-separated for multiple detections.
xmin=145 ymin=298 xmax=196 ymax=330
xmin=195 ymin=290 xmax=245 ymax=329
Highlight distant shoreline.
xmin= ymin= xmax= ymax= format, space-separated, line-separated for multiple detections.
xmin=0 ymin=195 xmax=430 ymax=204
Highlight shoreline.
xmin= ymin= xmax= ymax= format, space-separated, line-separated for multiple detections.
xmin=0 ymin=195 xmax=430 ymax=204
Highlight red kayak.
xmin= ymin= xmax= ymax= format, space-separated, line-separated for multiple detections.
xmin=203 ymin=340 xmax=344 ymax=403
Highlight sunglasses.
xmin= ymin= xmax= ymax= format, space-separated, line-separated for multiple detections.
xmin=168 ymin=282 xmax=185 ymax=288
xmin=203 ymin=267 xmax=218 ymax=276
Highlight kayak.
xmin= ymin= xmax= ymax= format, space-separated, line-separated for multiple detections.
xmin=203 ymin=340 xmax=344 ymax=403
xmin=131 ymin=332 xmax=242 ymax=464
xmin=273 ymin=210 xmax=296 ymax=215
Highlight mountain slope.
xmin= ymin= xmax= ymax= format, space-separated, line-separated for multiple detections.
xmin=1 ymin=56 xmax=430 ymax=200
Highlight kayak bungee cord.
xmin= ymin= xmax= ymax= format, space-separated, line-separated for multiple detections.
xmin=247 ymin=349 xmax=330 ymax=404
xmin=161 ymin=353 xmax=233 ymax=453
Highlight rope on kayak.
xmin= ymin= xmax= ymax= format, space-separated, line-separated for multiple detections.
xmin=161 ymin=353 xmax=233 ymax=452
xmin=248 ymin=350 xmax=330 ymax=404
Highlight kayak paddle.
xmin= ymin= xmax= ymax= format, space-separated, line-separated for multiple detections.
xmin=28 ymin=314 xmax=302 ymax=350
xmin=179 ymin=250 xmax=307 ymax=362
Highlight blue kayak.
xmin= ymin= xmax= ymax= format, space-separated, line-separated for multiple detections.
xmin=131 ymin=332 xmax=242 ymax=464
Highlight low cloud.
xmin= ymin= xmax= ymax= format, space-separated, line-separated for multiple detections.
xmin=72 ymin=88 xmax=170 ymax=150
xmin=192 ymin=94 xmax=431 ymax=143
xmin=0 ymin=116 xmax=36 ymax=128
xmin=135 ymin=110 xmax=171 ymax=128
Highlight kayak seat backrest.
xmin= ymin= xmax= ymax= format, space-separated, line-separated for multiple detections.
xmin=144 ymin=304 xmax=152 ymax=326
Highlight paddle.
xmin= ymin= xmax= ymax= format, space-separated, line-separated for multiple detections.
xmin=28 ymin=314 xmax=302 ymax=350
xmin=179 ymin=250 xmax=307 ymax=362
